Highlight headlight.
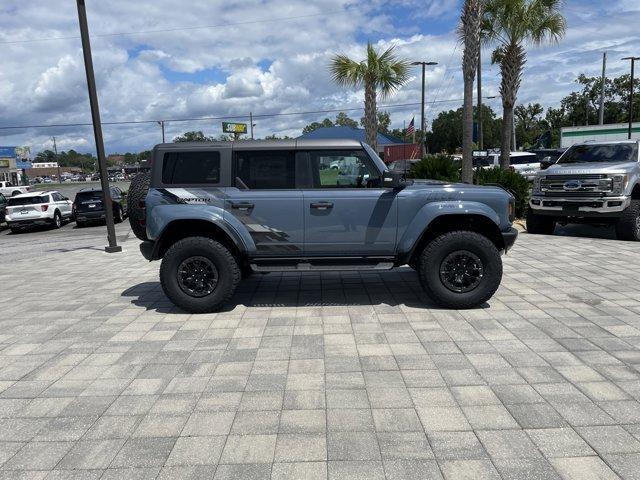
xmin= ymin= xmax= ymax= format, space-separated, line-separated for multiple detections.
xmin=532 ymin=176 xmax=542 ymax=194
xmin=612 ymin=174 xmax=628 ymax=195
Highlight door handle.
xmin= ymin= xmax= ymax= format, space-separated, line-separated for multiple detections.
xmin=231 ymin=202 xmax=254 ymax=210
xmin=310 ymin=202 xmax=333 ymax=210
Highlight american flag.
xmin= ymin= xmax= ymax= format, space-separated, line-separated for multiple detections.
xmin=406 ymin=117 xmax=415 ymax=138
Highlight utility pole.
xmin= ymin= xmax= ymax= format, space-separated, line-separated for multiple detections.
xmin=51 ymin=136 xmax=62 ymax=184
xmin=249 ymin=112 xmax=254 ymax=140
xmin=76 ymin=0 xmax=121 ymax=253
xmin=622 ymin=56 xmax=639 ymax=140
xmin=477 ymin=48 xmax=483 ymax=150
xmin=158 ymin=121 xmax=165 ymax=142
xmin=599 ymin=52 xmax=607 ymax=125
xmin=411 ymin=61 xmax=438 ymax=157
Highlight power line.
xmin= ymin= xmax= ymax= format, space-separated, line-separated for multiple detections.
xmin=0 ymin=98 xmax=482 ymax=132
xmin=0 ymin=11 xmax=344 ymax=45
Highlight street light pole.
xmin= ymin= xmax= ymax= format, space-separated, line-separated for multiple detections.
xmin=622 ymin=56 xmax=639 ymax=140
xmin=76 ymin=0 xmax=121 ymax=253
xmin=477 ymin=48 xmax=483 ymax=150
xmin=411 ymin=61 xmax=438 ymax=157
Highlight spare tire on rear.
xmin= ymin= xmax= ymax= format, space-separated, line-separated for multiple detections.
xmin=128 ymin=171 xmax=151 ymax=241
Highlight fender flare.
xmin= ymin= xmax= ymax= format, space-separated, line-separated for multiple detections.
xmin=398 ymin=201 xmax=502 ymax=258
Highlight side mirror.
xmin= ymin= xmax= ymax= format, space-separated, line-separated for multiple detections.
xmin=381 ymin=170 xmax=407 ymax=190
xmin=540 ymin=156 xmax=553 ymax=170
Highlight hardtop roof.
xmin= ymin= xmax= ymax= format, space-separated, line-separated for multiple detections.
xmin=153 ymin=138 xmax=364 ymax=151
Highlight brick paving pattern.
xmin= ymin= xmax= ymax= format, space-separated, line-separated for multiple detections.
xmin=1 ymin=229 xmax=640 ymax=479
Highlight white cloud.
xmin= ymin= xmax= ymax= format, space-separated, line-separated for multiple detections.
xmin=0 ymin=0 xmax=639 ymax=154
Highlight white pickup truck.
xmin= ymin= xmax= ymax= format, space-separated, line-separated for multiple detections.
xmin=0 ymin=181 xmax=31 ymax=197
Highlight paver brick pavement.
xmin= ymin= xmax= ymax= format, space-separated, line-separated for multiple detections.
xmin=1 ymin=227 xmax=640 ymax=478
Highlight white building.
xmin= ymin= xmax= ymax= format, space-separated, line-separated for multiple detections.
xmin=561 ymin=122 xmax=640 ymax=148
xmin=31 ymin=162 xmax=59 ymax=169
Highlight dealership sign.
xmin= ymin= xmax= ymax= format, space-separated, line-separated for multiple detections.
xmin=222 ymin=122 xmax=247 ymax=134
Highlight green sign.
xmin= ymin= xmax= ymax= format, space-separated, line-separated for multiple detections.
xmin=222 ymin=122 xmax=247 ymax=134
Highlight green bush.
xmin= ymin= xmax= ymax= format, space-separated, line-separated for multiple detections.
xmin=474 ymin=167 xmax=530 ymax=218
xmin=409 ymin=154 xmax=461 ymax=182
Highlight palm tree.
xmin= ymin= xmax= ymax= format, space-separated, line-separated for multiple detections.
xmin=483 ymin=0 xmax=566 ymax=169
xmin=459 ymin=0 xmax=483 ymax=183
xmin=330 ymin=42 xmax=410 ymax=151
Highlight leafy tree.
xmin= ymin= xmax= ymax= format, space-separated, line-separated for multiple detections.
xmin=427 ymin=105 xmax=501 ymax=153
xmin=335 ymin=112 xmax=359 ymax=128
xmin=483 ymin=0 xmax=566 ymax=168
xmin=459 ymin=0 xmax=483 ymax=183
xmin=34 ymin=150 xmax=56 ymax=163
xmin=173 ymin=131 xmax=215 ymax=142
xmin=302 ymin=118 xmax=334 ymax=134
xmin=330 ymin=42 xmax=410 ymax=151
xmin=514 ymin=102 xmax=545 ymax=148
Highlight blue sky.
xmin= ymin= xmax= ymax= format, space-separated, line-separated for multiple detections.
xmin=0 ymin=0 xmax=639 ymax=154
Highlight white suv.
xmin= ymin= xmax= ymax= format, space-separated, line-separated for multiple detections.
xmin=5 ymin=191 xmax=73 ymax=233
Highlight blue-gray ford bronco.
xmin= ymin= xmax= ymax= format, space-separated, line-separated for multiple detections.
xmin=130 ymin=139 xmax=517 ymax=312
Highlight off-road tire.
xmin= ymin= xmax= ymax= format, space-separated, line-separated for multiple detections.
xmin=417 ymin=231 xmax=502 ymax=309
xmin=615 ymin=199 xmax=640 ymax=241
xmin=52 ymin=211 xmax=62 ymax=229
xmin=160 ymin=237 xmax=241 ymax=313
xmin=526 ymin=208 xmax=555 ymax=235
xmin=128 ymin=171 xmax=151 ymax=240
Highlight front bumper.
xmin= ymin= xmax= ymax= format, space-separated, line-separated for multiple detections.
xmin=502 ymin=227 xmax=518 ymax=253
xmin=529 ymin=195 xmax=630 ymax=217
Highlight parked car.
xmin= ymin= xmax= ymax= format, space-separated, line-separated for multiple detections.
xmin=0 ymin=193 xmax=7 ymax=224
xmin=130 ymin=139 xmax=517 ymax=313
xmin=0 ymin=181 xmax=30 ymax=197
xmin=472 ymin=151 xmax=540 ymax=180
xmin=73 ymin=186 xmax=127 ymax=227
xmin=387 ymin=159 xmax=419 ymax=174
xmin=5 ymin=191 xmax=73 ymax=233
xmin=528 ymin=140 xmax=640 ymax=241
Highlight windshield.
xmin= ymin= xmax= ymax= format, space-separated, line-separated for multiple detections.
xmin=558 ymin=144 xmax=638 ymax=164
xmin=8 ymin=195 xmax=48 ymax=206
xmin=510 ymin=154 xmax=538 ymax=165
xmin=362 ymin=143 xmax=386 ymax=173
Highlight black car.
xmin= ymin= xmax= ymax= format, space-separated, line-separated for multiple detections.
xmin=73 ymin=187 xmax=127 ymax=227
xmin=0 ymin=193 xmax=7 ymax=224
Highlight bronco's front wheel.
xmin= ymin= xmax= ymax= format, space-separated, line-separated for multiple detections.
xmin=417 ymin=231 xmax=502 ymax=309
xmin=160 ymin=237 xmax=241 ymax=313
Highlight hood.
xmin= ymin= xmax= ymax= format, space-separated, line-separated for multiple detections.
xmin=542 ymin=161 xmax=637 ymax=176
xmin=406 ymin=179 xmax=508 ymax=194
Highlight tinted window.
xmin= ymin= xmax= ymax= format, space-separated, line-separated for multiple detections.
xmin=473 ymin=156 xmax=494 ymax=167
xmin=510 ymin=154 xmax=538 ymax=165
xmin=309 ymin=150 xmax=380 ymax=188
xmin=234 ymin=151 xmax=295 ymax=189
xmin=162 ymin=151 xmax=221 ymax=184
xmin=76 ymin=191 xmax=103 ymax=202
xmin=558 ymin=144 xmax=638 ymax=164
xmin=8 ymin=195 xmax=48 ymax=206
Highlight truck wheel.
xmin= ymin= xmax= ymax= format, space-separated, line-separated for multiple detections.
xmin=615 ymin=199 xmax=640 ymax=241
xmin=127 ymin=171 xmax=150 ymax=240
xmin=526 ymin=209 xmax=555 ymax=235
xmin=12 ymin=190 xmax=21 ymax=196
xmin=160 ymin=237 xmax=241 ymax=313
xmin=417 ymin=231 xmax=502 ymax=309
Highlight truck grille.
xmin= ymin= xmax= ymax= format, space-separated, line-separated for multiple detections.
xmin=540 ymin=174 xmax=612 ymax=196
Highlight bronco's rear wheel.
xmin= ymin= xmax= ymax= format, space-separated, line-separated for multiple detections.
xmin=160 ymin=237 xmax=241 ymax=313
xmin=128 ymin=171 xmax=151 ymax=240
xmin=417 ymin=231 xmax=502 ymax=309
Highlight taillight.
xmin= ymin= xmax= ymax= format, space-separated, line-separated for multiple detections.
xmin=41 ymin=205 xmax=49 ymax=212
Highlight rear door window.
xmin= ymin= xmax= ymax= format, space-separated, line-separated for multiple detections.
xmin=234 ymin=150 xmax=296 ymax=189
xmin=8 ymin=195 xmax=48 ymax=206
xmin=162 ymin=151 xmax=221 ymax=184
